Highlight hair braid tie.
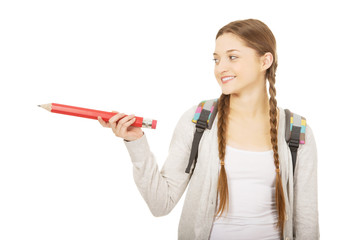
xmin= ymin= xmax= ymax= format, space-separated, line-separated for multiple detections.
xmin=221 ymin=160 xmax=225 ymax=166
xmin=275 ymin=168 xmax=280 ymax=173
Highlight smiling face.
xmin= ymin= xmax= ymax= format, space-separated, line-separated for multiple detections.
xmin=213 ymin=33 xmax=266 ymax=96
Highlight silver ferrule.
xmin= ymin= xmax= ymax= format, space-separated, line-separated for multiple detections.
xmin=142 ymin=118 xmax=153 ymax=129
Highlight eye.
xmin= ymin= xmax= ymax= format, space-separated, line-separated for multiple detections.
xmin=212 ymin=56 xmax=237 ymax=63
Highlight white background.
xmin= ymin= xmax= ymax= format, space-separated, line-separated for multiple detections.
xmin=1 ymin=0 xmax=359 ymax=239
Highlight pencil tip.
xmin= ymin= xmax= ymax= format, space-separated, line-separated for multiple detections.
xmin=38 ymin=105 xmax=40 ymax=107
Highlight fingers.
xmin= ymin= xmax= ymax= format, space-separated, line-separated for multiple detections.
xmin=97 ymin=116 xmax=106 ymax=127
xmin=98 ymin=111 xmax=121 ymax=127
xmin=113 ymin=114 xmax=135 ymax=135
xmin=109 ymin=113 xmax=132 ymax=135
xmin=99 ymin=112 xmax=136 ymax=138
xmin=109 ymin=113 xmax=125 ymax=125
xmin=116 ymin=114 xmax=135 ymax=133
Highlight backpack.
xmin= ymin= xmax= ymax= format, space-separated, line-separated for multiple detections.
xmin=185 ymin=98 xmax=306 ymax=176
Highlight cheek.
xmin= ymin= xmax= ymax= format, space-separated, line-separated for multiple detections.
xmin=237 ymin=62 xmax=258 ymax=79
xmin=214 ymin=69 xmax=221 ymax=83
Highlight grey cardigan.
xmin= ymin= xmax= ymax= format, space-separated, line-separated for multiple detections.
xmin=123 ymin=104 xmax=320 ymax=240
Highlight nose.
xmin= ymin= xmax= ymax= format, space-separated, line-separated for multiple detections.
xmin=214 ymin=59 xmax=231 ymax=77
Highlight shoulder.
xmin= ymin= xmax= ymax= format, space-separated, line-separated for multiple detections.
xmin=301 ymin=123 xmax=316 ymax=151
xmin=173 ymin=104 xmax=198 ymax=135
xmin=283 ymin=108 xmax=308 ymax=144
xmin=176 ymin=97 xmax=219 ymax=131
xmin=180 ymin=98 xmax=218 ymax=123
xmin=296 ymin=117 xmax=317 ymax=164
xmin=283 ymin=108 xmax=317 ymax=159
xmin=178 ymin=104 xmax=198 ymax=125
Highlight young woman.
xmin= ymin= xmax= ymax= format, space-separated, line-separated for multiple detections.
xmin=97 ymin=19 xmax=319 ymax=240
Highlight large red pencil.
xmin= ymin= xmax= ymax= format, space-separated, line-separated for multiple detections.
xmin=38 ymin=103 xmax=157 ymax=129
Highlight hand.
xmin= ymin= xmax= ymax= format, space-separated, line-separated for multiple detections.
xmin=97 ymin=111 xmax=144 ymax=141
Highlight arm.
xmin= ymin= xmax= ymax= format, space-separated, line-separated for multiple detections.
xmin=123 ymin=105 xmax=197 ymax=217
xmin=293 ymin=123 xmax=320 ymax=239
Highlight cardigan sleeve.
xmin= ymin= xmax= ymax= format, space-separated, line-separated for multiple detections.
xmin=293 ymin=123 xmax=320 ymax=239
xmin=123 ymin=104 xmax=197 ymax=217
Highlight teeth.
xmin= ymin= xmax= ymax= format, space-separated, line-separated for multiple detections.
xmin=222 ymin=76 xmax=235 ymax=81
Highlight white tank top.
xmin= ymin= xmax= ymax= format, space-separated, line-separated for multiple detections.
xmin=209 ymin=145 xmax=281 ymax=240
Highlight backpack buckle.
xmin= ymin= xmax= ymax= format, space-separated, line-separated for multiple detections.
xmin=288 ymin=138 xmax=299 ymax=148
xmin=195 ymin=119 xmax=207 ymax=133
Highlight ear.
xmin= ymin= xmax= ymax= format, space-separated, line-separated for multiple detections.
xmin=261 ymin=52 xmax=273 ymax=71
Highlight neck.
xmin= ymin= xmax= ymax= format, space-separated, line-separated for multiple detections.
xmin=228 ymin=86 xmax=270 ymax=122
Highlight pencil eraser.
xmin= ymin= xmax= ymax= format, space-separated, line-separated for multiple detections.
xmin=152 ymin=120 xmax=157 ymax=129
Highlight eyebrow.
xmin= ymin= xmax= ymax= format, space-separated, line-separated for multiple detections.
xmin=213 ymin=49 xmax=241 ymax=56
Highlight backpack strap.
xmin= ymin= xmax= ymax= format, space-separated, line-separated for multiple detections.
xmin=185 ymin=101 xmax=307 ymax=177
xmin=185 ymin=98 xmax=219 ymax=174
xmin=284 ymin=109 xmax=306 ymax=175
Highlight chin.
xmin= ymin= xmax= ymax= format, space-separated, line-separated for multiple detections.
xmin=220 ymin=89 xmax=233 ymax=95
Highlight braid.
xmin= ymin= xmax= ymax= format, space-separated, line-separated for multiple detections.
xmin=214 ymin=93 xmax=230 ymax=218
xmin=268 ymin=62 xmax=286 ymax=236
xmin=213 ymin=18 xmax=286 ymax=237
xmin=214 ymin=70 xmax=286 ymax=235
